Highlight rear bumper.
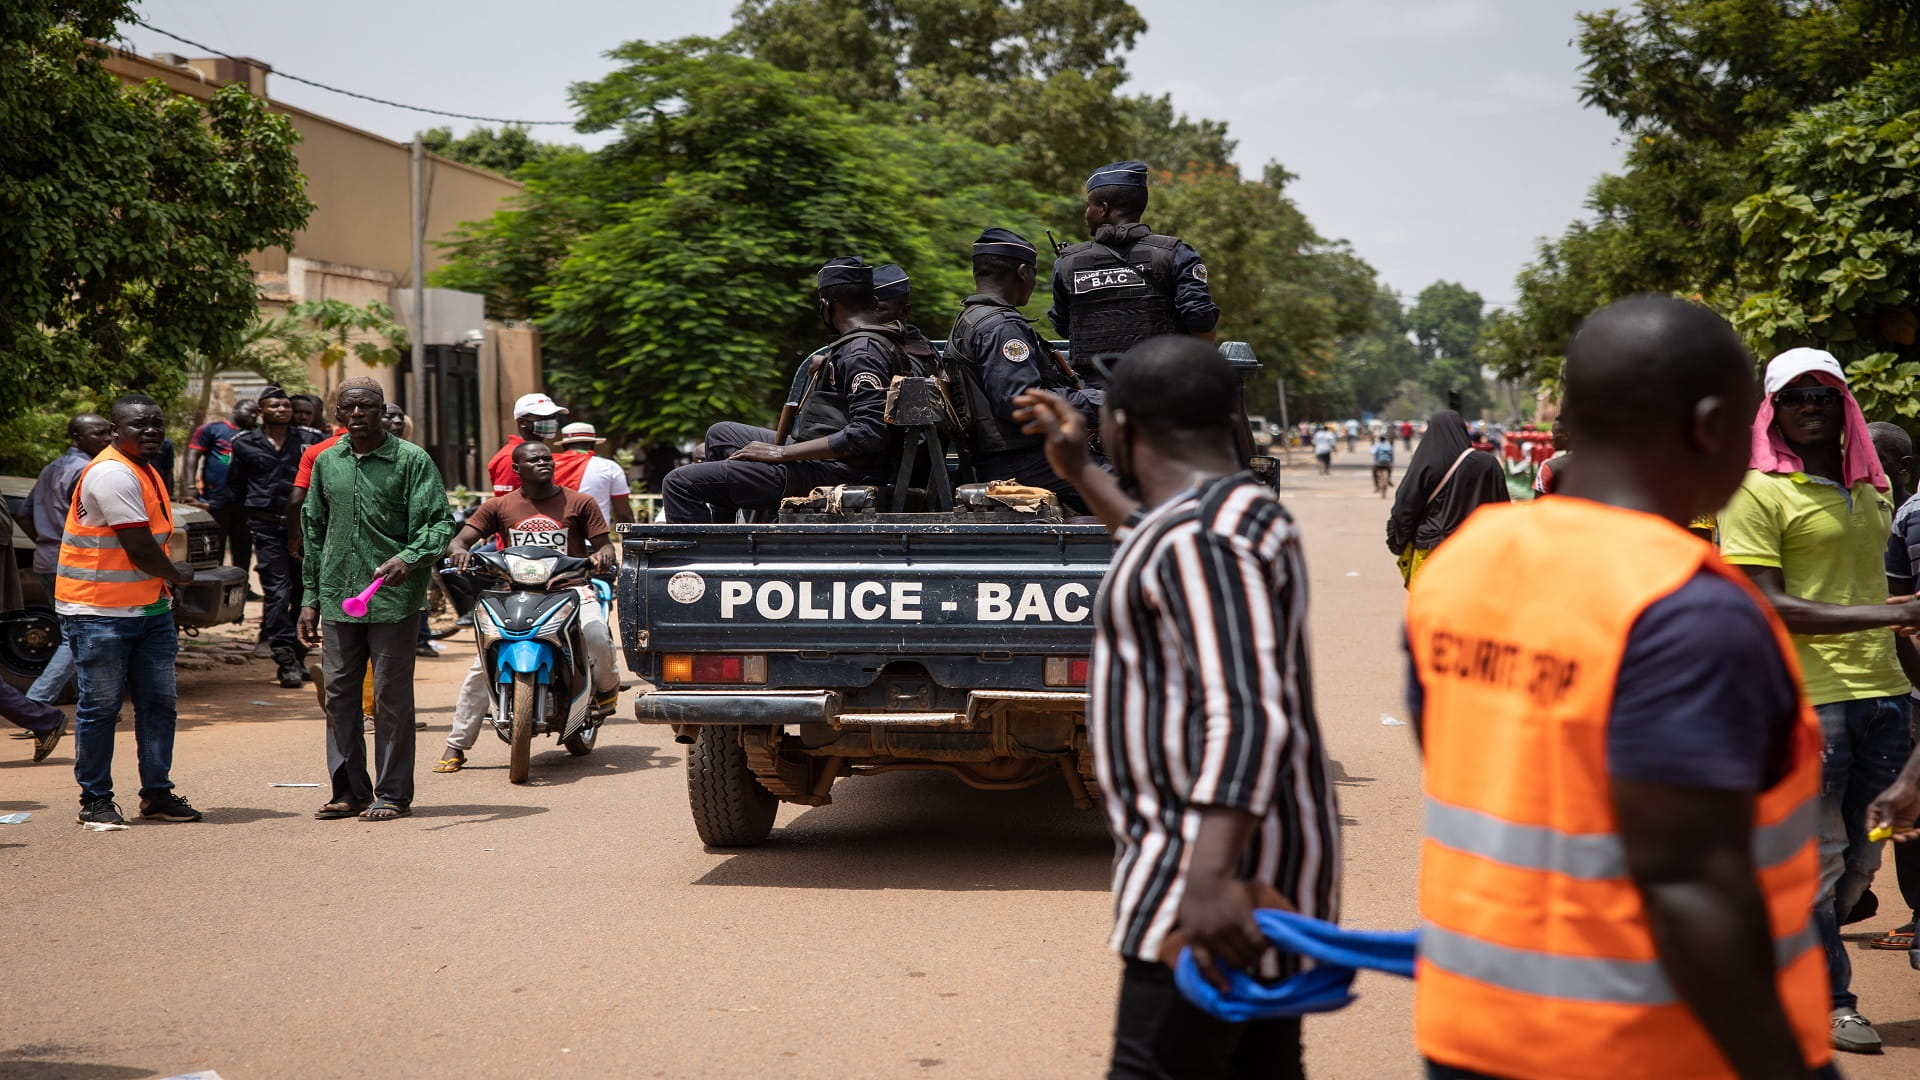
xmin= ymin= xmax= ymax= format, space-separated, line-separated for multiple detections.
xmin=632 ymin=688 xmax=1085 ymax=727
xmin=175 ymin=565 xmax=248 ymax=628
xmin=635 ymin=690 xmax=842 ymax=726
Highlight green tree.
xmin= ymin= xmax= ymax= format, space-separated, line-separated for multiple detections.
xmin=1493 ymin=1 xmax=1920 ymax=388
xmin=420 ymin=124 xmax=576 ymax=178
xmin=0 ymin=0 xmax=312 ymax=469
xmin=1408 ymin=281 xmax=1489 ymax=414
xmin=441 ymin=39 xmax=1051 ymax=444
xmin=1732 ymin=58 xmax=1920 ymax=417
xmin=1336 ymin=287 xmax=1421 ymax=417
xmin=730 ymin=0 xmax=1229 ymax=192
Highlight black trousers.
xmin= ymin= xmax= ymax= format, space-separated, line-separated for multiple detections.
xmin=322 ymin=616 xmax=418 ymax=808
xmin=207 ymin=503 xmax=251 ymax=570
xmin=249 ymin=518 xmax=300 ymax=657
xmin=0 ymin=676 xmax=61 ymax=735
xmin=661 ymin=422 xmax=861 ymax=522
xmin=1109 ymin=959 xmax=1304 ymax=1080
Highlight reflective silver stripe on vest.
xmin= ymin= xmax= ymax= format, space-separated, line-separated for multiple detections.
xmin=1426 ymin=796 xmax=1815 ymax=880
xmin=59 ymin=530 xmax=170 ymax=549
xmin=1421 ymin=920 xmax=1820 ymax=1005
xmin=56 ymin=566 xmax=154 ymax=583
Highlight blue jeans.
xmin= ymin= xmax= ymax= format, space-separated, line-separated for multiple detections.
xmin=1813 ymin=696 xmax=1914 ymax=1011
xmin=64 ymin=611 xmax=180 ymax=803
xmin=26 ymin=573 xmax=75 ymax=703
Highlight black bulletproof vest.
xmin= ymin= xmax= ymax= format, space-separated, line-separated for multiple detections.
xmin=1055 ymin=230 xmax=1181 ymax=364
xmin=791 ymin=327 xmax=913 ymax=446
xmin=945 ymin=299 xmax=1075 ymax=456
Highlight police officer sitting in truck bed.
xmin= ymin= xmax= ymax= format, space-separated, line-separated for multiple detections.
xmin=1048 ymin=160 xmax=1218 ymax=385
xmin=662 ymin=257 xmax=915 ymax=522
xmin=947 ymin=228 xmax=1101 ymax=513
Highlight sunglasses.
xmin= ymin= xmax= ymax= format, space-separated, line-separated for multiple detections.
xmin=1774 ymin=386 xmax=1842 ymax=409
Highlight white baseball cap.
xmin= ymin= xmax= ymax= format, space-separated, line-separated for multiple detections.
xmin=560 ymin=421 xmax=603 ymax=444
xmin=1763 ymin=348 xmax=1848 ymax=395
xmin=513 ymin=392 xmax=568 ymax=419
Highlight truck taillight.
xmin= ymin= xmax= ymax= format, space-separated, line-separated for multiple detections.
xmin=1044 ymin=657 xmax=1090 ymax=687
xmin=662 ymin=653 xmax=767 ymax=684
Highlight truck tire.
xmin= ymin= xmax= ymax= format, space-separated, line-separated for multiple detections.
xmin=507 ymin=673 xmax=536 ymax=785
xmin=686 ymin=726 xmax=776 ymax=847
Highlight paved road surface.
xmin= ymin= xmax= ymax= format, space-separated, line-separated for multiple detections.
xmin=3 ymin=461 xmax=1914 ymax=1078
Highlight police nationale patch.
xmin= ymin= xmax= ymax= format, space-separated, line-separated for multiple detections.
xmin=1002 ymin=338 xmax=1031 ymax=363
xmin=850 ymin=372 xmax=885 ymax=394
xmin=1192 ymin=263 xmax=1209 ymax=285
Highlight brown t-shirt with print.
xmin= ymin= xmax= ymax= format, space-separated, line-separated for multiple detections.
xmin=466 ymin=487 xmax=607 ymax=556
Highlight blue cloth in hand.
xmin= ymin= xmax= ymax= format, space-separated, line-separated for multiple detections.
xmin=1174 ymin=909 xmax=1417 ymax=1023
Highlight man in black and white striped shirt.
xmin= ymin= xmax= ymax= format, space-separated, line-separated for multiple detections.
xmin=1017 ymin=336 xmax=1342 ymax=1080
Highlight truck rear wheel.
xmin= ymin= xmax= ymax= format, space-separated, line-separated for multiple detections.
xmin=686 ymin=726 xmax=776 ymax=847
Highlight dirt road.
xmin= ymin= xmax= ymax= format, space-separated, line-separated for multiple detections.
xmin=3 ymin=462 xmax=1915 ymax=1079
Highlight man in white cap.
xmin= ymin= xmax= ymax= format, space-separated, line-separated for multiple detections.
xmin=558 ymin=422 xmax=632 ymax=526
xmin=488 ymin=393 xmax=569 ymax=497
xmin=1718 ymin=346 xmax=1920 ymax=1055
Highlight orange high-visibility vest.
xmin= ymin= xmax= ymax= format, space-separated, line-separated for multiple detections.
xmin=53 ymin=444 xmax=173 ymax=610
xmin=1406 ymin=497 xmax=1828 ymax=1079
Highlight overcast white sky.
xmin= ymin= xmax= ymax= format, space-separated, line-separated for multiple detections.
xmin=118 ymin=0 xmax=1628 ymax=308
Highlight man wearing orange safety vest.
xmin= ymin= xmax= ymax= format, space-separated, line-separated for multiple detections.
xmin=58 ymin=394 xmax=204 ymax=829
xmin=1406 ymin=298 xmax=1835 ymax=1079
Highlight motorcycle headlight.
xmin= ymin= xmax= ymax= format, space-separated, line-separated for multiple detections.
xmin=505 ymin=555 xmax=553 ymax=586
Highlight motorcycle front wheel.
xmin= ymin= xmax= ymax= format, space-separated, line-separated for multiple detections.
xmin=508 ymin=672 xmax=536 ymax=784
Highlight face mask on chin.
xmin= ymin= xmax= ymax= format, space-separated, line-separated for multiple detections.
xmin=531 ymin=419 xmax=560 ymax=439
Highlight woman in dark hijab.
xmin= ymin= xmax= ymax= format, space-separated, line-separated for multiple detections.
xmin=1385 ymin=409 xmax=1509 ymax=584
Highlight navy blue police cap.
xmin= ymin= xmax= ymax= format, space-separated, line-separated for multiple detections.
xmin=1086 ymin=160 xmax=1150 ymax=191
xmin=816 ymin=256 xmax=873 ymax=293
xmin=972 ymin=228 xmax=1038 ymax=267
xmin=872 ymin=263 xmax=911 ymax=301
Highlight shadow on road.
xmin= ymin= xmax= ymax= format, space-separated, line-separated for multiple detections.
xmin=200 ymin=807 xmax=302 ymax=825
xmin=0 ymin=1064 xmax=152 ymax=1080
xmin=694 ymin=770 xmax=1110 ymax=892
xmin=1879 ymin=1018 xmax=1920 ymax=1050
xmin=519 ymin=742 xmax=676 ymax=786
xmin=0 ymin=800 xmax=46 ymax=811
xmin=412 ymin=803 xmax=548 ymax=831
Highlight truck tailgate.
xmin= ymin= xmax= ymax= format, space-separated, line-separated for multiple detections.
xmin=618 ymin=522 xmax=1112 ymax=656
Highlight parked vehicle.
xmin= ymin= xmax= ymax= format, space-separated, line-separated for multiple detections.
xmin=2 ymin=474 xmax=247 ymax=694
xmin=449 ymin=546 xmax=616 ymax=784
xmin=618 ymin=342 xmax=1276 ymax=846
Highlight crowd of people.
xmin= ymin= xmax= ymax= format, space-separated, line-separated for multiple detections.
xmin=8 ymin=154 xmax=1920 ymax=1079
xmin=0 ymin=375 xmax=639 ymax=824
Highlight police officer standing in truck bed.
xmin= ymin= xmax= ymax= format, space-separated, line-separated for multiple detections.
xmin=1048 ymin=160 xmax=1218 ymax=385
xmin=948 ymin=228 xmax=1100 ymax=513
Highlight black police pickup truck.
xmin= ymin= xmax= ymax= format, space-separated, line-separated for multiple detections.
xmin=618 ymin=342 xmax=1271 ymax=846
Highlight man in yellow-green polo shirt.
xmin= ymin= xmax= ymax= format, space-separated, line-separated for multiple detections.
xmin=1719 ymin=347 xmax=1920 ymax=1055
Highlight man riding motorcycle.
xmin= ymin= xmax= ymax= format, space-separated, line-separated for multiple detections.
xmin=434 ymin=441 xmax=618 ymax=774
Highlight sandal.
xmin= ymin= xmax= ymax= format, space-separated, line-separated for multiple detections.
xmin=360 ymin=801 xmax=410 ymax=821
xmin=314 ymin=801 xmax=368 ymax=820
xmin=433 ymin=750 xmax=465 ymax=773
xmin=1869 ymin=923 xmax=1915 ymax=950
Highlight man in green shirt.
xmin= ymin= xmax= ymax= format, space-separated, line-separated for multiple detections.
xmin=1718 ymin=348 xmax=1920 ymax=1053
xmin=298 ymin=377 xmax=454 ymax=822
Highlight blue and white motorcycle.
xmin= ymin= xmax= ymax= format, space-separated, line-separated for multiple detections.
xmin=449 ymin=545 xmax=614 ymax=784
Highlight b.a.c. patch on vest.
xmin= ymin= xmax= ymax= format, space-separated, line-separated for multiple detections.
xmin=1071 ymin=266 xmax=1146 ymax=294
xmin=849 ymin=372 xmax=885 ymax=393
xmin=1002 ymin=338 xmax=1031 ymax=363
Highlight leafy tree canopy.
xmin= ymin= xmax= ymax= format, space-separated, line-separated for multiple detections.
xmin=420 ymin=124 xmax=577 ymax=179
xmin=1489 ymin=0 xmax=1920 ymax=390
xmin=0 ymin=0 xmax=312 ymax=469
